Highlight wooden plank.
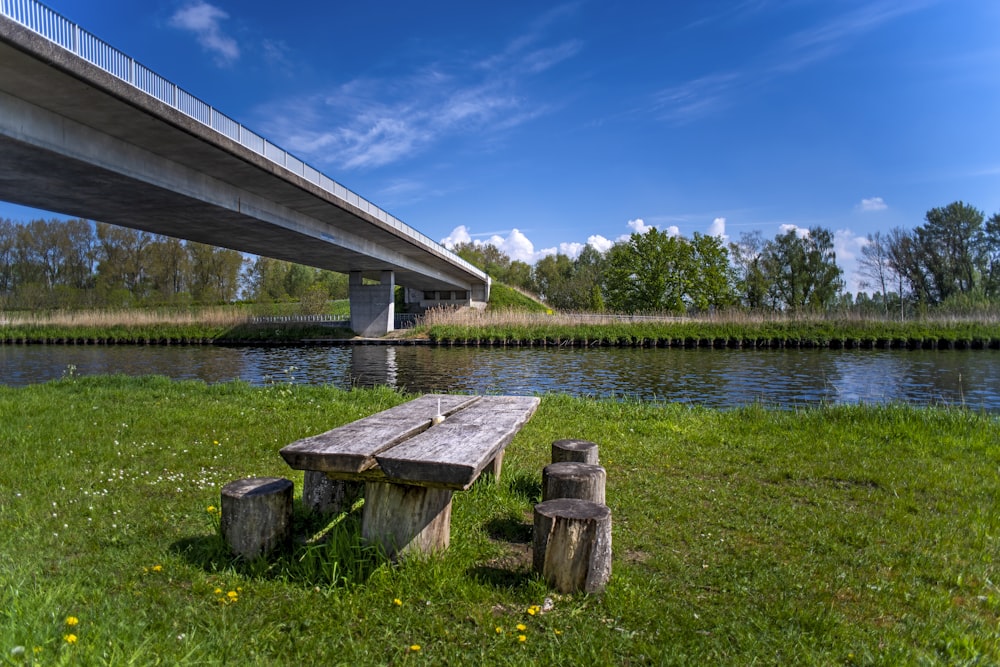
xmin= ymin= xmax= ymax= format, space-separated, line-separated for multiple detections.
xmin=375 ymin=396 xmax=540 ymax=490
xmin=279 ymin=394 xmax=480 ymax=474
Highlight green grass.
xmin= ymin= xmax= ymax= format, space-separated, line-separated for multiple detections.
xmin=1 ymin=378 xmax=999 ymax=664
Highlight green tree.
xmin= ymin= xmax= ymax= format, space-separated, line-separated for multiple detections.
xmin=729 ymin=231 xmax=769 ymax=309
xmin=984 ymin=212 xmax=1000 ymax=299
xmin=603 ymin=229 xmax=690 ymax=313
xmin=95 ymin=222 xmax=152 ymax=301
xmin=760 ymin=227 xmax=843 ymax=310
xmin=188 ymin=242 xmax=244 ymax=303
xmin=146 ymin=236 xmax=190 ymax=303
xmin=688 ymin=233 xmax=735 ymax=311
xmin=916 ymin=201 xmax=984 ymax=302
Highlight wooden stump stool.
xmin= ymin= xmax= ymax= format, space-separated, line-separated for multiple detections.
xmin=221 ymin=477 xmax=293 ymax=559
xmin=533 ymin=498 xmax=612 ymax=594
xmin=542 ymin=462 xmax=606 ymax=504
xmin=361 ymin=481 xmax=453 ymax=560
xmin=302 ymin=470 xmax=363 ymax=515
xmin=552 ymin=439 xmax=599 ymax=465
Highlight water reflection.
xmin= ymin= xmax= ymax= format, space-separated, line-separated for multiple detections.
xmin=1 ymin=344 xmax=998 ymax=410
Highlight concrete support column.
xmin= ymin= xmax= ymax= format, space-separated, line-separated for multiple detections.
xmin=349 ymin=270 xmax=395 ymax=337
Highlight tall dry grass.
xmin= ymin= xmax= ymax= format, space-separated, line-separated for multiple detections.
xmin=0 ymin=307 xmax=255 ymax=328
xmin=417 ymin=306 xmax=1000 ymax=328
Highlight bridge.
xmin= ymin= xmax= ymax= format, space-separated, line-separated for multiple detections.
xmin=0 ymin=0 xmax=489 ymax=336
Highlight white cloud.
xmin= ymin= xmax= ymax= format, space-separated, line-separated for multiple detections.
xmin=441 ymin=225 xmax=472 ymax=248
xmin=558 ymin=242 xmax=586 ymax=258
xmin=664 ymin=225 xmax=681 ymax=237
xmin=626 ymin=218 xmax=653 ymax=234
xmin=486 ymin=229 xmax=537 ymax=263
xmin=859 ymin=197 xmax=888 ymax=212
xmin=708 ymin=217 xmax=727 ymax=240
xmin=169 ymin=2 xmax=239 ymax=66
xmin=258 ymin=7 xmax=579 ymax=171
xmin=587 ymin=234 xmax=613 ymax=253
xmin=779 ymin=224 xmax=810 ymax=238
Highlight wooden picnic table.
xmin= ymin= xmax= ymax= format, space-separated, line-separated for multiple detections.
xmin=280 ymin=394 xmax=540 ymax=558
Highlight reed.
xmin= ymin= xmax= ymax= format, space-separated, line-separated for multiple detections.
xmin=413 ymin=308 xmax=1000 ymax=348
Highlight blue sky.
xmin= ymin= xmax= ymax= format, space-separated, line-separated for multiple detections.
xmin=4 ymin=0 xmax=1000 ymax=292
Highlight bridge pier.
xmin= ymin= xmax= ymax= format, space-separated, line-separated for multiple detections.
xmin=349 ymin=271 xmax=395 ymax=337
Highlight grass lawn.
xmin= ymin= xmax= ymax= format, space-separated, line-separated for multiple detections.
xmin=1 ymin=377 xmax=998 ymax=665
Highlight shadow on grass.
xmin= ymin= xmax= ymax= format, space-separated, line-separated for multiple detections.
xmin=467 ymin=563 xmax=535 ymax=589
xmin=484 ymin=515 xmax=533 ymax=544
xmin=170 ymin=504 xmax=389 ymax=588
xmin=506 ymin=472 xmax=542 ymax=504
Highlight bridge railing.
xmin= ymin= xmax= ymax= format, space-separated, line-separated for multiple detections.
xmin=0 ymin=0 xmax=485 ymax=281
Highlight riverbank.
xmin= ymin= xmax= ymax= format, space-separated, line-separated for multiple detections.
xmin=2 ymin=308 xmax=1000 ymax=348
xmin=2 ymin=377 xmax=997 ymax=664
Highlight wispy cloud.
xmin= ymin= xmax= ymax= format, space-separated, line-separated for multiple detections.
xmin=260 ymin=6 xmax=582 ymax=171
xmin=654 ymin=1 xmax=933 ymax=123
xmin=168 ymin=1 xmax=239 ymax=66
xmin=858 ymin=197 xmax=888 ymax=212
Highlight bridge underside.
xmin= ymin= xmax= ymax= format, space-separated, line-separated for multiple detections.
xmin=0 ymin=17 xmax=488 ymax=335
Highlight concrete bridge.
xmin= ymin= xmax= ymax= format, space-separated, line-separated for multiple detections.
xmin=0 ymin=1 xmax=489 ymax=336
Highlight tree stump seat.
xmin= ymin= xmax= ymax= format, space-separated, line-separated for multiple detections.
xmin=220 ymin=477 xmax=293 ymax=559
xmin=533 ymin=498 xmax=612 ymax=593
xmin=280 ymin=394 xmax=540 ymax=559
xmin=542 ymin=461 xmax=607 ymax=503
xmin=551 ymin=439 xmax=599 ymax=465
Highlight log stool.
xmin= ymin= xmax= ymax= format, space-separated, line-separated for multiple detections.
xmin=551 ymin=439 xmax=599 ymax=465
xmin=220 ymin=477 xmax=293 ymax=559
xmin=542 ymin=462 xmax=606 ymax=504
xmin=302 ymin=471 xmax=363 ymax=515
xmin=533 ymin=498 xmax=612 ymax=594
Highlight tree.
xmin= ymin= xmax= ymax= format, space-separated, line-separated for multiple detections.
xmin=603 ymin=229 xmax=691 ymax=313
xmin=984 ymin=212 xmax=1000 ymax=299
xmin=188 ymin=242 xmax=244 ymax=303
xmin=146 ymin=236 xmax=190 ymax=303
xmin=531 ymin=253 xmax=575 ymax=309
xmin=687 ymin=233 xmax=736 ymax=311
xmin=916 ymin=201 xmax=984 ymax=302
xmin=857 ymin=231 xmax=894 ymax=315
xmin=729 ymin=231 xmax=769 ymax=309
xmin=760 ymin=227 xmax=843 ymax=310
xmin=95 ymin=222 xmax=153 ymax=300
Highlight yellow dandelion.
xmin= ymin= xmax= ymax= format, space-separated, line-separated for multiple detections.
xmin=393 ymin=598 xmax=402 ymax=606
xmin=151 ymin=565 xmax=163 ymax=572
xmin=63 ymin=634 xmax=78 ymax=644
xmin=518 ymin=635 xmax=527 ymax=643
xmin=213 ymin=440 xmax=220 ymax=445
xmin=214 ymin=588 xmax=223 ymax=595
xmin=206 ymin=506 xmax=217 ymax=513
xmin=554 ymin=629 xmax=563 ymax=636
xmin=495 ymin=626 xmax=503 ymax=634
xmin=516 ymin=623 xmax=527 ymax=632
xmin=227 ymin=591 xmax=238 ymax=600
xmin=409 ymin=644 xmax=421 ymax=652
xmin=527 ymin=605 xmax=540 ymax=616
xmin=65 ymin=616 xmax=79 ymax=626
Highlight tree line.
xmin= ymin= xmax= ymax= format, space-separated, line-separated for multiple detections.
xmin=0 ymin=218 xmax=348 ymax=311
xmin=456 ymin=200 xmax=1000 ymax=315
xmin=3 ymin=200 xmax=998 ymax=315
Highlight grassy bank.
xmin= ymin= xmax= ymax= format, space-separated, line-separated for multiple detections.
xmin=414 ymin=309 xmax=1000 ymax=349
xmin=1 ymin=377 xmax=997 ymax=664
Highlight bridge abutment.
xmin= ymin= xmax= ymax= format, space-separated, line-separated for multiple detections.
xmin=349 ymin=271 xmax=395 ymax=337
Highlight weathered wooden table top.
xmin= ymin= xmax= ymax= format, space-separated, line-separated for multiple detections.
xmin=280 ymin=394 xmax=540 ymax=490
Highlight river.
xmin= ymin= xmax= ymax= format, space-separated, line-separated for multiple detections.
xmin=2 ymin=343 xmax=998 ymax=410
